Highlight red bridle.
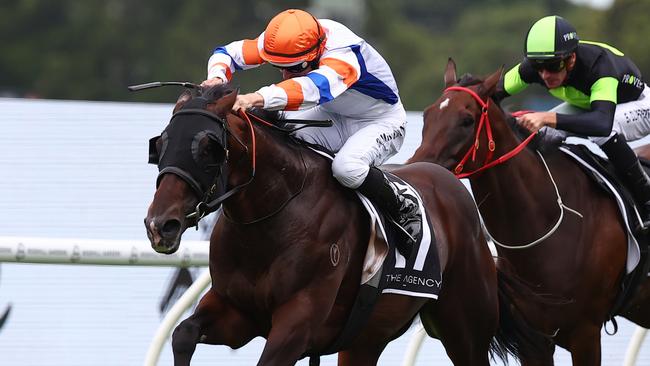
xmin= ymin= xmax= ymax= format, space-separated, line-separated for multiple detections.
xmin=444 ymin=86 xmax=537 ymax=179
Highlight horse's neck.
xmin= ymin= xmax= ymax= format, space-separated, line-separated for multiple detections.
xmin=470 ymin=110 xmax=563 ymax=241
xmin=222 ymin=124 xmax=310 ymax=223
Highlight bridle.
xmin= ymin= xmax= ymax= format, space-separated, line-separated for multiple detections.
xmin=444 ymin=85 xmax=582 ymax=249
xmin=444 ymin=86 xmax=537 ymax=179
xmin=182 ymin=110 xmax=308 ymax=226
xmin=156 ymin=107 xmax=256 ymax=224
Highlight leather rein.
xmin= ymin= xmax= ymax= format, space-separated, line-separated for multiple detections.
xmin=186 ymin=111 xmax=307 ymax=225
xmin=444 ymin=86 xmax=537 ymax=179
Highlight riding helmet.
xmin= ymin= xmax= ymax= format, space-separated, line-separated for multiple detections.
xmin=259 ymin=9 xmax=326 ymax=67
xmin=524 ymin=15 xmax=578 ymax=60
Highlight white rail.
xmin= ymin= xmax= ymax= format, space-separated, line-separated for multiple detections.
xmin=144 ymin=269 xmax=212 ymax=366
xmin=623 ymin=327 xmax=648 ymax=366
xmin=401 ymin=322 xmax=427 ymax=366
xmin=0 ymin=236 xmax=209 ymax=266
xmin=2 ymin=236 xmax=645 ymax=366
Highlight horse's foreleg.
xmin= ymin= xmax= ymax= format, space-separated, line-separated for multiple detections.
xmin=519 ymin=342 xmax=555 ymax=366
xmin=172 ymin=289 xmax=258 ymax=366
xmin=565 ymin=325 xmax=602 ymax=366
xmin=257 ymin=294 xmax=328 ymax=366
xmin=337 ymin=346 xmax=384 ymax=366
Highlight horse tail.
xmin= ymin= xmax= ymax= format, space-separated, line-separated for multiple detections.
xmin=490 ymin=257 xmax=553 ymax=363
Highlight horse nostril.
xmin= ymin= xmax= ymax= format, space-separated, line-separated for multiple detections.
xmin=161 ymin=219 xmax=182 ymax=237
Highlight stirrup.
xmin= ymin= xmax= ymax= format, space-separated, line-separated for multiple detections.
xmin=636 ymin=221 xmax=650 ymax=235
xmin=388 ymin=217 xmax=417 ymax=244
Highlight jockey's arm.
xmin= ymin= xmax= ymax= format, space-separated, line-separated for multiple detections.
xmin=256 ymin=47 xmax=362 ymax=111
xmin=205 ymin=36 xmax=265 ymax=84
xmin=555 ymin=100 xmax=615 ymax=136
xmin=556 ymin=76 xmax=618 ymax=136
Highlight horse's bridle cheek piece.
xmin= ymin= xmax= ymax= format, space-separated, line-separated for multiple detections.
xmin=444 ymin=86 xmax=536 ymax=179
xmin=147 ymin=107 xmax=253 ymax=224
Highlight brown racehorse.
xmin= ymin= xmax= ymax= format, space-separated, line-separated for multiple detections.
xmin=143 ymin=85 xmax=545 ymax=365
xmin=409 ymin=58 xmax=650 ymax=365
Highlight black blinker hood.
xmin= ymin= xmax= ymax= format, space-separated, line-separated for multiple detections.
xmin=150 ymin=97 xmax=229 ymax=198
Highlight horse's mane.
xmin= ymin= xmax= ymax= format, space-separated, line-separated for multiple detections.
xmin=456 ymin=73 xmax=556 ymax=153
xmin=200 ymin=84 xmax=283 ymax=125
xmin=457 ymin=73 xmax=482 ymax=87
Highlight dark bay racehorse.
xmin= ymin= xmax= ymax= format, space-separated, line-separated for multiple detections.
xmin=143 ymin=85 xmax=544 ymax=365
xmin=409 ymin=59 xmax=650 ymax=365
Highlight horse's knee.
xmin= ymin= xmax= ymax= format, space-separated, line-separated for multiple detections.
xmin=172 ymin=318 xmax=200 ymax=354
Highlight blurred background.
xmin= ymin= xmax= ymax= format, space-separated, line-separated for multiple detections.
xmin=2 ymin=0 xmax=650 ymax=365
xmin=2 ymin=0 xmax=649 ymax=110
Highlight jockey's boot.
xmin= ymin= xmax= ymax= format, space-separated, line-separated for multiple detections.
xmin=358 ymin=167 xmax=422 ymax=250
xmin=602 ymin=134 xmax=650 ymax=233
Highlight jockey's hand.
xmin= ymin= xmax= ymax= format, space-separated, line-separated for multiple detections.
xmin=200 ymin=77 xmax=224 ymax=88
xmin=233 ymin=93 xmax=265 ymax=112
xmin=516 ymin=112 xmax=557 ymax=133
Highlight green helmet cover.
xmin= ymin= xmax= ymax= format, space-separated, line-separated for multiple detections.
xmin=525 ymin=16 xmax=578 ymax=60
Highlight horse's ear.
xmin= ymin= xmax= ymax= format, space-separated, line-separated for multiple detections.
xmin=444 ymin=58 xmax=457 ymax=88
xmin=173 ymin=90 xmax=193 ymax=114
xmin=479 ymin=66 xmax=504 ymax=97
xmin=211 ymin=88 xmax=239 ymax=118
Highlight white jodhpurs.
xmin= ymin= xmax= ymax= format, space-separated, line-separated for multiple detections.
xmin=285 ymin=105 xmax=406 ymax=188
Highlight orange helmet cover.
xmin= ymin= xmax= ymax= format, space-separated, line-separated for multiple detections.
xmin=260 ymin=9 xmax=326 ymax=65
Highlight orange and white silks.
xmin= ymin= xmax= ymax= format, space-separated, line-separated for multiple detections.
xmin=206 ymin=19 xmax=401 ymax=113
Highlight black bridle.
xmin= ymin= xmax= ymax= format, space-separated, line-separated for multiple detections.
xmin=133 ymin=81 xmax=332 ymax=225
xmin=150 ymin=106 xmax=254 ymax=224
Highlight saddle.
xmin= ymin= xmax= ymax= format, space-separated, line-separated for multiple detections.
xmin=559 ymin=143 xmax=650 ymax=323
xmin=300 ymin=142 xmax=440 ymax=358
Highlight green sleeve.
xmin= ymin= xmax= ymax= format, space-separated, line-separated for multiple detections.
xmin=590 ymin=77 xmax=618 ymax=104
xmin=503 ymin=64 xmax=529 ymax=96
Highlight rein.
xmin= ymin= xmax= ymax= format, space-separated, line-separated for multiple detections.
xmin=484 ymin=151 xmax=583 ymax=250
xmin=445 ymin=86 xmax=582 ymax=248
xmin=187 ymin=110 xmax=307 ymax=225
xmin=444 ymin=86 xmax=537 ymax=179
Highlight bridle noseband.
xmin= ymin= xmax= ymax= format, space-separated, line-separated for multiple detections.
xmin=159 ymin=108 xmax=309 ymax=226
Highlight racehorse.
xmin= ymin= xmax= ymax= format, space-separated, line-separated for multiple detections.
xmin=409 ymin=58 xmax=650 ymax=365
xmin=143 ymin=84 xmax=545 ymax=365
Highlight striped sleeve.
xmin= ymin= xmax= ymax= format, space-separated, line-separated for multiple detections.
xmin=207 ymin=36 xmax=265 ymax=81
xmin=256 ymin=47 xmax=361 ymax=111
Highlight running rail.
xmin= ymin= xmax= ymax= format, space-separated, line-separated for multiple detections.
xmin=144 ymin=269 xmax=212 ymax=366
xmin=0 ymin=236 xmax=209 ymax=266
xmin=1 ymin=236 xmax=645 ymax=365
xmin=623 ymin=327 xmax=648 ymax=366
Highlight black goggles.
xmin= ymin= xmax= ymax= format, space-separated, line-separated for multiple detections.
xmin=531 ymin=57 xmax=568 ymax=73
xmin=274 ymin=61 xmax=310 ymax=73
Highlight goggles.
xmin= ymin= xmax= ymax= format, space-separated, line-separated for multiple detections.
xmin=273 ymin=61 xmax=311 ymax=73
xmin=530 ymin=57 xmax=568 ymax=73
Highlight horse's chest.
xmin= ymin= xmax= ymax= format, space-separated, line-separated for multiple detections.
xmin=212 ymin=257 xmax=309 ymax=313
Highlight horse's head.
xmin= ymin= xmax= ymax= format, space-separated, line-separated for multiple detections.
xmin=144 ymin=85 xmax=238 ymax=253
xmin=409 ymin=59 xmax=505 ymax=174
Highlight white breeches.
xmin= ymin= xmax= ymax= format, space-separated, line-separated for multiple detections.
xmin=285 ymin=106 xmax=406 ymax=188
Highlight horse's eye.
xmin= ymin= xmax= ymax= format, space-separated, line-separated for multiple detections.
xmin=461 ymin=116 xmax=475 ymax=127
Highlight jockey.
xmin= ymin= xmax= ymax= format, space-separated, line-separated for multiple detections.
xmin=495 ymin=15 xmax=650 ymax=230
xmin=201 ymin=9 xmax=420 ymax=244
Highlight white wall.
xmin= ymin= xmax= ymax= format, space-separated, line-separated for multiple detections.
xmin=0 ymin=98 xmax=647 ymax=365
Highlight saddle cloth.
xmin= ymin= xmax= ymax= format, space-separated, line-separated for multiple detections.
xmin=307 ymin=147 xmax=442 ymax=299
xmin=559 ymin=143 xmax=641 ymax=274
xmin=357 ymin=172 xmax=443 ymax=299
